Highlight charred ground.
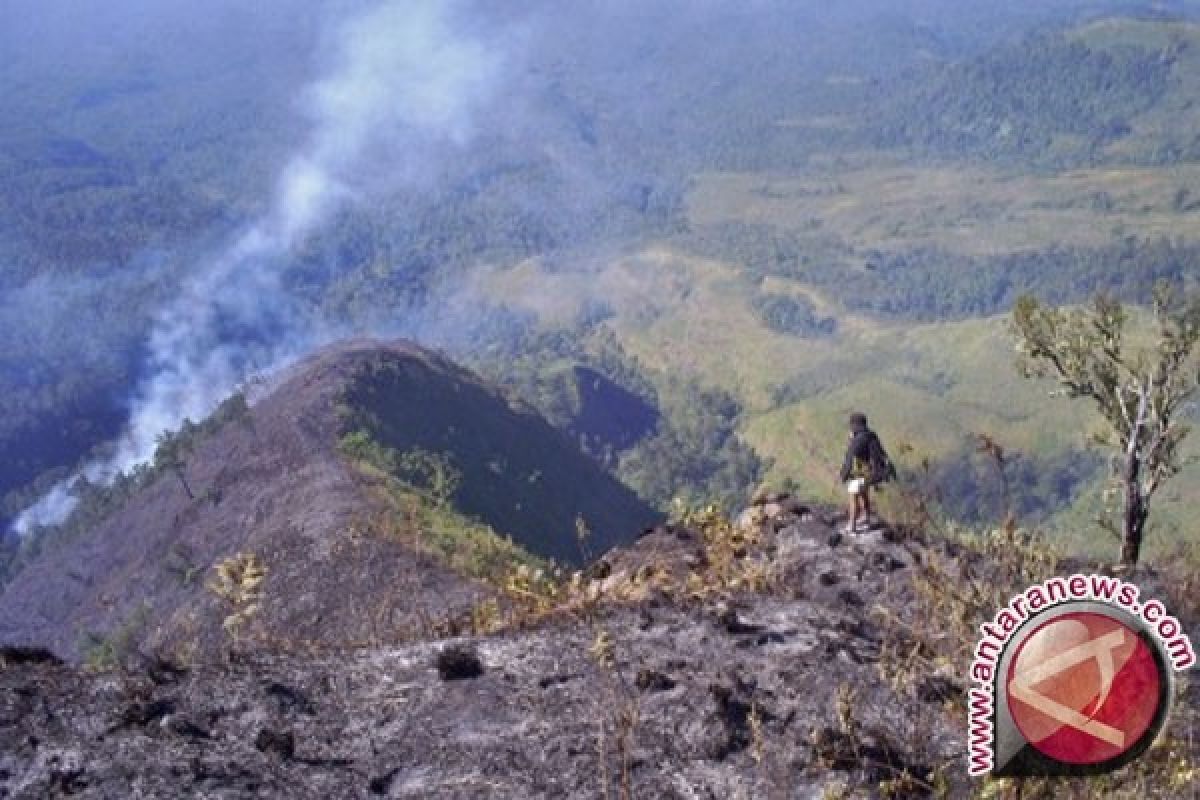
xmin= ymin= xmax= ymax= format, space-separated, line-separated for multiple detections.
xmin=0 ymin=495 xmax=1195 ymax=798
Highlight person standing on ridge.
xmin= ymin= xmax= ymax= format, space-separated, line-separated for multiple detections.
xmin=837 ymin=412 xmax=895 ymax=533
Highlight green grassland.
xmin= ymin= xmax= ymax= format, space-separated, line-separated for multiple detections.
xmin=687 ymin=164 xmax=1200 ymax=257
xmin=480 ymin=233 xmax=1200 ymax=563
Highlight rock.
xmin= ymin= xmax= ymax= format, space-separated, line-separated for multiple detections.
xmin=635 ymin=669 xmax=676 ymax=692
xmin=866 ymin=552 xmax=907 ymax=573
xmin=264 ymin=681 xmax=316 ymax=715
xmin=736 ymin=507 xmax=767 ymax=532
xmin=163 ymin=713 xmax=212 ymax=739
xmin=714 ymin=603 xmax=739 ymax=631
xmin=584 ymin=559 xmax=612 ymax=581
xmin=254 ymin=728 xmax=295 ymax=760
xmin=435 ymin=642 xmax=484 ymax=681
xmin=670 ymin=525 xmax=697 ymax=542
xmin=713 ymin=603 xmax=763 ymax=635
xmin=143 ymin=655 xmax=188 ymax=685
xmin=537 ymin=673 xmax=572 ymax=689
xmin=0 ymin=646 xmax=62 ymax=667
xmin=837 ymin=589 xmax=864 ymax=608
xmin=368 ymin=767 xmax=401 ymax=795
xmin=117 ymin=698 xmax=176 ymax=729
xmin=780 ymin=498 xmax=809 ymax=516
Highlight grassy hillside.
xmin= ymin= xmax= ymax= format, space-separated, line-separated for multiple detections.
xmin=478 ymin=244 xmax=1200 ymax=562
xmin=687 ymin=164 xmax=1200 ymax=257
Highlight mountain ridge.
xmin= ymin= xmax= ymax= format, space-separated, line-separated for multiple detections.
xmin=0 ymin=339 xmax=658 ymax=662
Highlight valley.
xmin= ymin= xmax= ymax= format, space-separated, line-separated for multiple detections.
xmin=1 ymin=5 xmax=1200 ymax=794
xmin=8 ymin=7 xmax=1200 ymax=564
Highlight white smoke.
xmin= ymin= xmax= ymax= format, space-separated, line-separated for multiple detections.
xmin=13 ymin=0 xmax=500 ymax=533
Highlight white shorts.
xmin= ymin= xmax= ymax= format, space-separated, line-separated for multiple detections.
xmin=846 ymin=478 xmax=865 ymax=495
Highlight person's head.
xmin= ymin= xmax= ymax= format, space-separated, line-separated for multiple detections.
xmin=849 ymin=412 xmax=868 ymax=433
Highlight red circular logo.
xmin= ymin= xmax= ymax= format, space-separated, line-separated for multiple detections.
xmin=1006 ymin=611 xmax=1162 ymax=765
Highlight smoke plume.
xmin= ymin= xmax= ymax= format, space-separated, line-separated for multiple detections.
xmin=14 ymin=0 xmax=500 ymax=532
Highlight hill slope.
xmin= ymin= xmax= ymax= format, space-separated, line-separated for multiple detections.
xmin=0 ymin=498 xmax=1194 ymax=798
xmin=0 ymin=340 xmax=658 ymax=660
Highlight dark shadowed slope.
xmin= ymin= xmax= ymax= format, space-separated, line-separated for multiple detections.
xmin=336 ymin=346 xmax=660 ymax=563
xmin=0 ymin=340 xmax=658 ymax=660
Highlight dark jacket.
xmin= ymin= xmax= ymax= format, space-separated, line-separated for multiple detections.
xmin=839 ymin=428 xmax=892 ymax=484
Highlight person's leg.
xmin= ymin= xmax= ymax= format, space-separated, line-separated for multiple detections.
xmin=861 ymin=486 xmax=873 ymax=527
xmin=846 ymin=487 xmax=858 ymax=532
